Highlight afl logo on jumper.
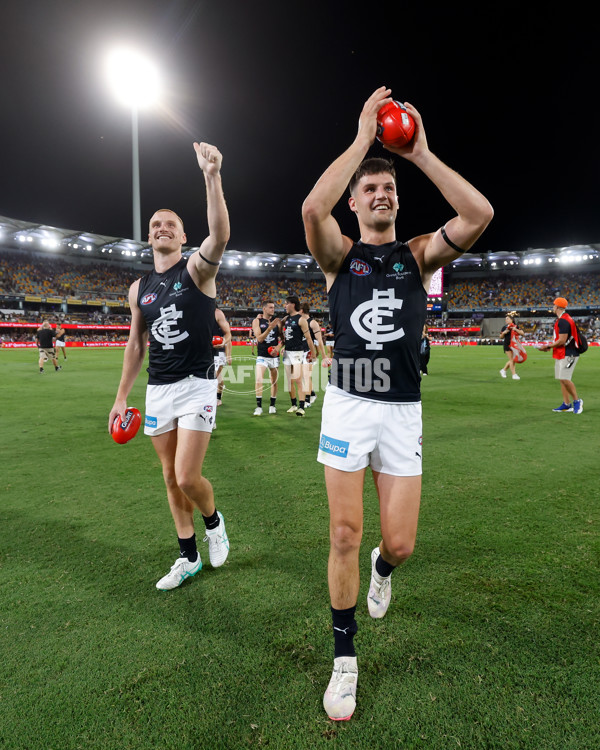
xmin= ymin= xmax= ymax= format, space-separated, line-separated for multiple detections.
xmin=350 ymin=258 xmax=372 ymax=276
xmin=141 ymin=293 xmax=157 ymax=305
xmin=350 ymin=288 xmax=405 ymax=350
xmin=151 ymin=303 xmax=190 ymax=350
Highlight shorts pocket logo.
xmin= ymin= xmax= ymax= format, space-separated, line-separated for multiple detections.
xmin=319 ymin=434 xmax=349 ymax=458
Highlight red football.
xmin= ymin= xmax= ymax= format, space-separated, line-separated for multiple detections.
xmin=376 ymin=101 xmax=415 ymax=148
xmin=111 ymin=408 xmax=142 ymax=444
xmin=212 ymin=335 xmax=224 ymax=347
xmin=268 ymin=346 xmax=279 ymax=356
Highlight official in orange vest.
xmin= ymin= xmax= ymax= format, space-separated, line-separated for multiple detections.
xmin=538 ymin=297 xmax=584 ymax=414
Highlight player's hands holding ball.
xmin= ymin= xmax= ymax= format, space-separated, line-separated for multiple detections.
xmin=108 ymin=399 xmax=128 ymax=435
xmin=378 ymin=100 xmax=429 ymax=161
xmin=356 ymin=87 xmax=429 ymax=162
xmin=193 ymin=142 xmax=222 ymax=175
xmin=357 ymin=87 xmax=392 ymax=146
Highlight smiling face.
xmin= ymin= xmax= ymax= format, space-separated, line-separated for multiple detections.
xmin=348 ymin=172 xmax=399 ymax=232
xmin=148 ymin=210 xmax=187 ymax=254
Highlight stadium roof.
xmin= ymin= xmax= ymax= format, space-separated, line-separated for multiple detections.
xmin=2 ymin=214 xmax=600 ymax=273
xmin=0 ymin=214 xmax=320 ymax=272
xmin=447 ymin=245 xmax=600 ymax=272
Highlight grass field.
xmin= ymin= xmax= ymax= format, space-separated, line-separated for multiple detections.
xmin=1 ymin=345 xmax=599 ymax=749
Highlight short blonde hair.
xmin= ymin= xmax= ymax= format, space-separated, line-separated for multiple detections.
xmin=151 ymin=209 xmax=185 ymax=231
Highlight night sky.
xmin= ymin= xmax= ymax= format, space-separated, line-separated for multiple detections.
xmin=2 ymin=1 xmax=598 ymax=257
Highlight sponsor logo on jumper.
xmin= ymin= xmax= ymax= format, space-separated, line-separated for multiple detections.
xmin=141 ymin=293 xmax=157 ymax=305
xmin=151 ymin=303 xmax=190 ymax=350
xmin=319 ymin=434 xmax=349 ymax=458
xmin=349 ymin=289 xmax=405 ymax=350
xmin=169 ymin=280 xmax=188 ymax=298
xmin=386 ymin=260 xmax=410 ymax=279
xmin=350 ymin=258 xmax=372 ymax=276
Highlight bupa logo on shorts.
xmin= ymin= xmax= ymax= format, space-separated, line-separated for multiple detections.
xmin=319 ymin=434 xmax=350 ymax=458
xmin=350 ymin=258 xmax=372 ymax=277
xmin=141 ymin=293 xmax=157 ymax=305
xmin=145 ymin=415 xmax=158 ymax=428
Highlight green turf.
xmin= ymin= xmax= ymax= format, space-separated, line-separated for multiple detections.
xmin=1 ymin=346 xmax=599 ymax=749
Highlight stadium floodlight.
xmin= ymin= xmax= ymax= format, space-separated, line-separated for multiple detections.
xmin=105 ymin=48 xmax=161 ymax=109
xmin=105 ymin=47 xmax=162 ymax=242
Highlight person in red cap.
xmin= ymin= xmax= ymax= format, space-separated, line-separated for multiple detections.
xmin=538 ymin=297 xmax=584 ymax=413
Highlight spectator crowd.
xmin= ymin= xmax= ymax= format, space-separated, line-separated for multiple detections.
xmin=2 ymin=251 xmax=600 ymax=345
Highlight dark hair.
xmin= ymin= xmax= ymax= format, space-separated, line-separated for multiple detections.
xmin=286 ymin=295 xmax=300 ymax=310
xmin=348 ymin=157 xmax=396 ymax=195
xmin=300 ymin=302 xmax=310 ymax=314
xmin=262 ymin=300 xmax=274 ymax=307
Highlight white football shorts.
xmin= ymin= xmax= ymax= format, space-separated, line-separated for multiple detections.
xmin=213 ymin=351 xmax=227 ymax=369
xmin=283 ymin=349 xmax=304 ymax=366
xmin=317 ymin=385 xmax=423 ymax=476
xmin=144 ymin=375 xmax=217 ymax=436
xmin=256 ymin=356 xmax=280 ymax=370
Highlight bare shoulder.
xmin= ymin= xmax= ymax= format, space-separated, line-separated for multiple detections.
xmin=128 ymin=278 xmax=142 ymax=306
xmin=406 ymin=233 xmax=433 ymax=268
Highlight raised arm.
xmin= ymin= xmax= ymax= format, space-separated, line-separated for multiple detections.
xmin=302 ymin=87 xmax=393 ymax=286
xmin=388 ymin=103 xmax=493 ymax=288
xmin=108 ymin=280 xmax=148 ymax=433
xmin=189 ymin=142 xmax=230 ymax=296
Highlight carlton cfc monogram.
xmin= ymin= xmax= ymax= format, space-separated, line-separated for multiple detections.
xmin=349 ymin=289 xmax=405 ymax=351
xmin=151 ymin=303 xmax=190 ymax=350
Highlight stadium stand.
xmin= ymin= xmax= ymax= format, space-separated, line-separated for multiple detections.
xmin=2 ymin=244 xmax=600 ymax=346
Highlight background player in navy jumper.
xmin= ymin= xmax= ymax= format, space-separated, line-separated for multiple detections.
xmin=300 ymin=301 xmax=328 ymax=408
xmin=281 ymin=295 xmax=317 ymax=417
xmin=302 ymin=86 xmax=493 ymax=720
xmin=108 ymin=141 xmax=231 ymax=591
xmin=252 ymin=301 xmax=282 ymax=415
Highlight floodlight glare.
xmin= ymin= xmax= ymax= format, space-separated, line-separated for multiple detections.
xmin=105 ymin=48 xmax=161 ymax=109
